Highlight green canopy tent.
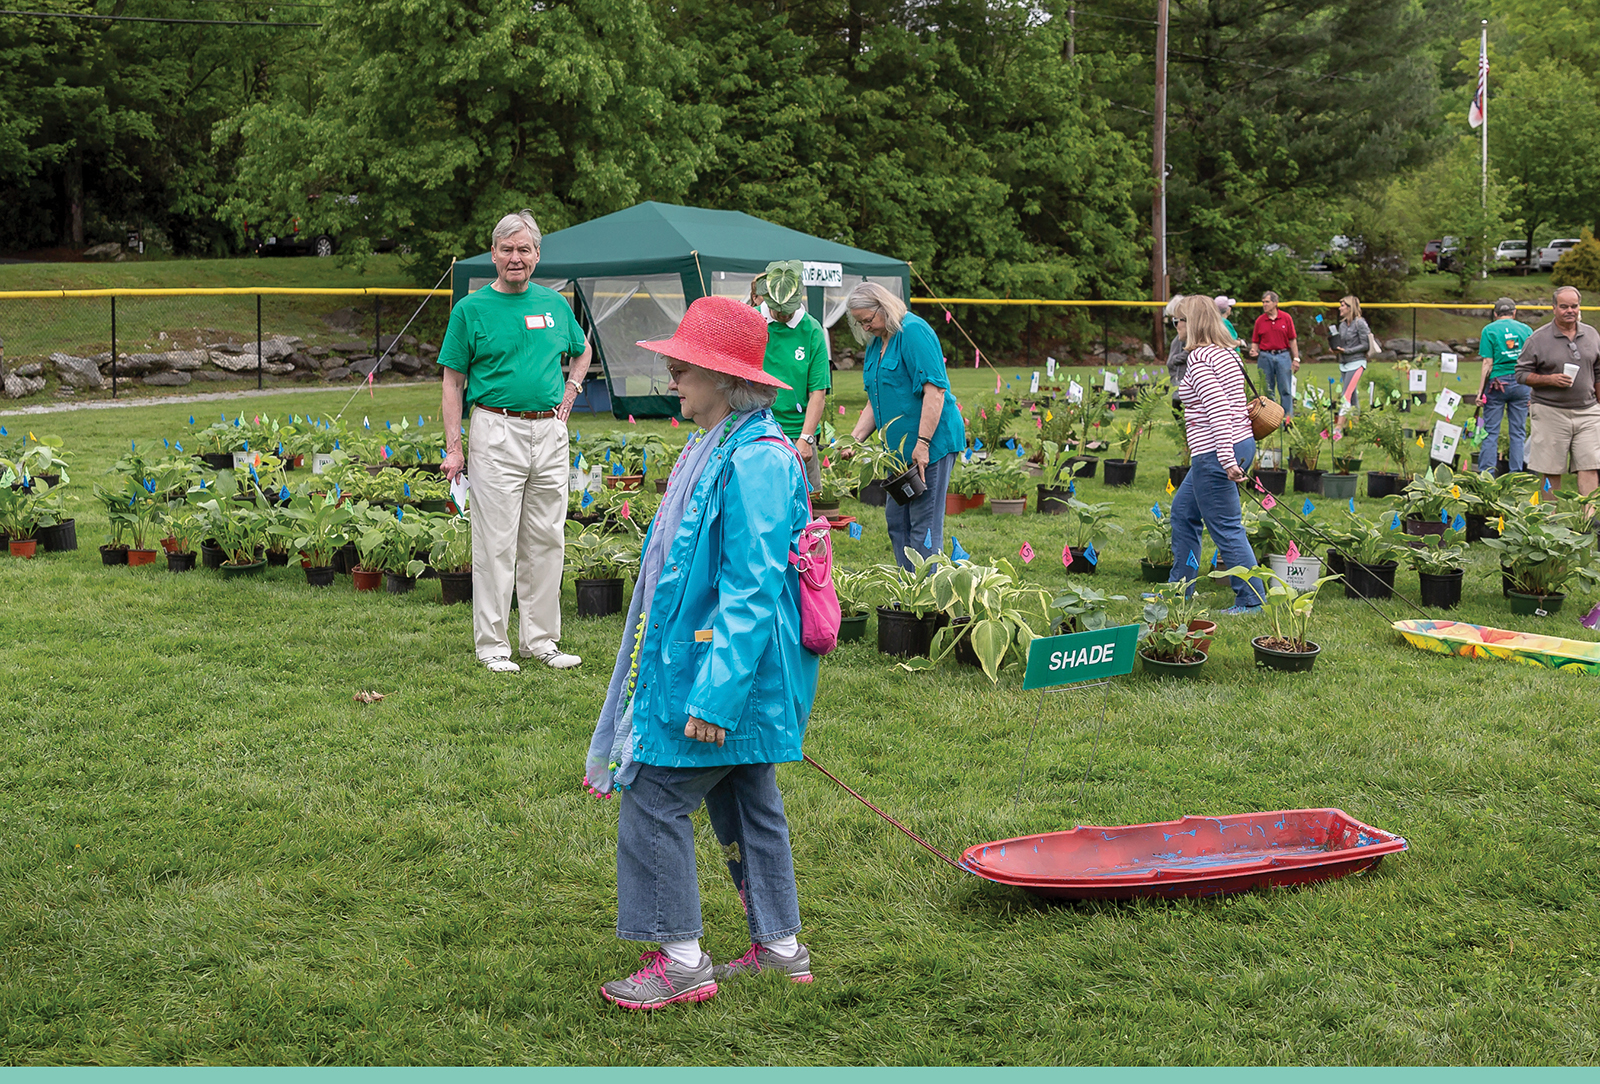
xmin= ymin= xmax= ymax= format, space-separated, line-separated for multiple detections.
xmin=451 ymin=201 xmax=910 ymax=418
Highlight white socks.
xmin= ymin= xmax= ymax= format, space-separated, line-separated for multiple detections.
xmin=762 ymin=935 xmax=800 ymax=957
xmin=662 ymin=939 xmax=702 ymax=967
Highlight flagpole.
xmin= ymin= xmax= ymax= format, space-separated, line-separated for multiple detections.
xmin=1480 ymin=19 xmax=1489 ymax=280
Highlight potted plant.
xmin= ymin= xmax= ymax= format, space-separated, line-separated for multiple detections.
xmin=564 ymin=518 xmax=641 ymax=616
xmin=1136 ymin=580 xmax=1210 ymax=678
xmin=1169 ymin=415 xmax=1196 ymax=491
xmin=1138 ymin=504 xmax=1174 ymax=582
xmin=1396 ymin=463 xmax=1468 ymax=543
xmin=812 ymin=455 xmax=846 ymax=519
xmin=1103 ymin=384 xmax=1164 ymax=488
xmin=1062 ymin=497 xmax=1123 ymax=574
xmin=0 ymin=483 xmax=37 ymax=557
xmin=1327 ymin=513 xmax=1407 ymax=600
xmin=965 ymin=396 xmax=1021 ymax=458
xmin=1408 ymin=530 xmax=1466 ymax=609
xmin=870 ymin=548 xmax=946 ymax=657
xmin=1483 ymin=508 xmax=1600 ymax=616
xmin=198 ymin=496 xmax=269 ymax=577
xmin=1285 ymin=397 xmax=1328 ymax=493
xmin=1456 ymin=468 xmax=1531 ymax=541
xmin=985 ymin=456 xmax=1031 ymax=515
xmin=282 ymin=488 xmax=355 ymax=586
xmin=947 ymin=457 xmax=987 ymax=515
xmin=1211 ymin=562 xmax=1341 ymax=673
xmin=356 ymin=504 xmax=431 ymax=593
xmin=160 ymin=497 xmax=202 ymax=572
xmin=1320 ymin=418 xmax=1362 ymax=501
xmin=833 ymin=567 xmax=873 ymax=643
xmin=31 ymin=484 xmax=77 ymax=552
xmin=1048 ymin=581 xmax=1127 ymax=635
xmin=426 ymin=514 xmax=474 ymax=604
xmin=1070 ymin=386 xmax=1110 ymax=476
xmin=903 ymin=557 xmax=1051 ymax=682
xmin=1033 ymin=440 xmax=1078 ymax=513
xmin=1365 ymin=400 xmax=1411 ymax=497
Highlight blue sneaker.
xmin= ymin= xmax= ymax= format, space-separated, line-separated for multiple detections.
xmin=1221 ymin=605 xmax=1262 ymax=616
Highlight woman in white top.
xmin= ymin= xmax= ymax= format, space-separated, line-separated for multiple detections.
xmin=1169 ymin=294 xmax=1265 ymax=614
xmin=1327 ymin=295 xmax=1371 ymax=436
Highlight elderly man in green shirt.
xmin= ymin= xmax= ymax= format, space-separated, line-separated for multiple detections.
xmin=1476 ymin=296 xmax=1533 ymax=474
xmin=440 ymin=210 xmax=592 ymax=674
xmin=753 ymin=261 xmax=831 ymax=491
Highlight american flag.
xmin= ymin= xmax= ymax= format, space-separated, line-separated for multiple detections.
xmin=1468 ymin=36 xmax=1487 ymax=128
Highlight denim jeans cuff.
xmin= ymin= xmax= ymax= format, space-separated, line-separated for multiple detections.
xmin=617 ymin=925 xmax=704 ymax=944
xmin=749 ymin=922 xmax=802 ymax=943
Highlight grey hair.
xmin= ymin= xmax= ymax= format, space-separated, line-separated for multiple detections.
xmin=846 ymin=281 xmax=906 ymax=336
xmin=1262 ymin=290 xmax=1280 ymax=304
xmin=1554 ymin=285 xmax=1583 ymax=305
xmin=708 ymin=369 xmax=780 ymax=412
xmin=491 ymin=209 xmax=542 ymax=249
xmin=1163 ymin=294 xmax=1186 ymax=320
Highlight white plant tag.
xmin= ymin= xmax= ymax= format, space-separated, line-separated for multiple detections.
xmin=1104 ymin=372 xmax=1120 ymax=395
xmin=1068 ymin=380 xmax=1083 ymax=403
xmin=1409 ymin=369 xmax=1428 ymax=392
xmin=1431 ymin=420 xmax=1463 ymax=460
xmin=1435 ymin=389 xmax=1462 ymax=419
xmin=1440 ymin=352 xmax=1458 ymax=373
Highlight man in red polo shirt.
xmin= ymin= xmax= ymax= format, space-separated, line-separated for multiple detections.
xmin=1249 ymin=290 xmax=1300 ymax=421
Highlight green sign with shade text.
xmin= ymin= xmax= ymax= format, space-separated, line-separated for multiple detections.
xmin=1022 ymin=624 xmax=1140 ymax=689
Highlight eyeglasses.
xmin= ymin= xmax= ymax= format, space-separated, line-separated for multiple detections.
xmin=667 ymin=364 xmax=693 ymax=381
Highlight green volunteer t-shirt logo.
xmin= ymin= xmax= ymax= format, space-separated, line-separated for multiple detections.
xmin=795 ymin=347 xmax=806 ymax=361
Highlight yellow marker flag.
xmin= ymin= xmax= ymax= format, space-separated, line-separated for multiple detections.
xmin=1044 ymin=410 xmax=1052 ymax=421
xmin=28 ymin=432 xmax=36 ymax=442
xmin=1416 ymin=436 xmax=1426 ymax=447
xmin=1450 ymin=485 xmax=1461 ymax=499
xmin=1497 ymin=516 xmax=1504 ymax=532
xmin=1531 ymin=492 xmax=1539 ymax=506
xmin=1165 ymin=479 xmax=1176 ymax=496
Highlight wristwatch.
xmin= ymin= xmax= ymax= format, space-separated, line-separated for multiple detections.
xmin=799 ymin=432 xmax=817 ymax=446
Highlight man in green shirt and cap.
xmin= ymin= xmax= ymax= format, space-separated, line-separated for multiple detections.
xmin=753 ymin=260 xmax=830 ymax=491
xmin=1476 ymin=296 xmax=1532 ymax=474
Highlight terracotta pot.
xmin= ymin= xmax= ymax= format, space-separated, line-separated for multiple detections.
xmin=126 ymin=548 xmax=160 ymax=566
xmin=604 ymin=474 xmax=644 ymax=490
xmin=352 ymin=567 xmax=383 ymax=592
xmin=9 ymin=538 xmax=37 ymax=558
xmin=1186 ymin=618 xmax=1217 ymax=655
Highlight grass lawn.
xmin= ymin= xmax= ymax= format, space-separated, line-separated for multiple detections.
xmin=3 ymin=368 xmax=1599 ymax=1065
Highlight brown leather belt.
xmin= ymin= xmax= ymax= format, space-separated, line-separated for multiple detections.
xmin=476 ymin=405 xmax=557 ymax=420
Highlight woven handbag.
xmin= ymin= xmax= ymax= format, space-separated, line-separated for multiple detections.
xmin=1240 ymin=363 xmax=1284 ymax=439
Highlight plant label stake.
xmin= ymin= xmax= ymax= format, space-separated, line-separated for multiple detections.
xmin=1015 ymin=624 xmax=1138 ymax=805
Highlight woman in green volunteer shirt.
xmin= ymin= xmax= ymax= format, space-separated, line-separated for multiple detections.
xmin=844 ymin=282 xmax=965 ymax=571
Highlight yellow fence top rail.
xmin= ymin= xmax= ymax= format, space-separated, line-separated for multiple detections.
xmin=911 ymin=296 xmax=1580 ymax=312
xmin=0 ymin=287 xmax=446 ymax=300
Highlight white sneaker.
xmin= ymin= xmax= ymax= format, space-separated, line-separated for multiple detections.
xmin=527 ymin=648 xmax=581 ymax=670
xmin=483 ymin=657 xmax=521 ymax=673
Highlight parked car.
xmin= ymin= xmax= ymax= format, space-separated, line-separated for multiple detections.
xmin=246 ymin=195 xmax=400 ymax=257
xmin=1537 ymin=238 xmax=1581 ymax=272
xmin=1423 ymin=239 xmax=1444 ymax=266
xmin=1495 ymin=239 xmax=1528 ymax=262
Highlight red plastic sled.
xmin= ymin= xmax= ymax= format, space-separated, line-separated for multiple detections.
xmin=960 ymin=808 xmax=1406 ymax=901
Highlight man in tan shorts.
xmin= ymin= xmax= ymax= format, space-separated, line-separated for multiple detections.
xmin=1516 ymin=286 xmax=1600 ymax=496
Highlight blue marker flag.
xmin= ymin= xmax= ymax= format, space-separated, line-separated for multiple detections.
xmin=333 ymin=483 xmax=340 ymax=500
xmin=248 ymin=465 xmax=258 ymax=481
xmin=0 ymin=427 xmax=6 ymax=436
xmin=951 ymin=537 xmax=969 ymax=561
xmin=1016 ymin=446 xmax=1026 ymax=457
xmin=1302 ymin=498 xmax=1315 ymax=515
xmin=974 ymin=438 xmax=984 ymax=450
xmin=1390 ymin=512 xmax=1401 ymax=530
xmin=243 ymin=441 xmax=248 ymax=451
xmin=923 ymin=528 xmax=934 ymax=550
xmin=396 ymin=505 xmax=403 ymax=520
xmin=1186 ymin=550 xmax=1200 ymax=569
xmin=581 ymin=489 xmax=593 ymax=508
xmin=848 ymin=522 xmax=863 ymax=540
xmin=1151 ymin=503 xmax=1162 ymax=520
xmin=1084 ymin=543 xmax=1099 ymax=566
xmin=175 ymin=441 xmax=183 ymax=452
xmin=612 ymin=462 xmax=623 ymax=476
xmin=1349 ymin=498 xmax=1356 ymax=513
xmin=1441 ymin=508 xmax=1451 ymax=524
xmin=403 ymin=482 xmax=411 ymax=497
xmin=385 ymin=420 xmax=391 ymax=429
xmin=131 ymin=440 xmax=136 ymax=450
xmin=1544 ymin=477 xmax=1552 ymax=491
xmin=1452 ymin=513 xmax=1466 ymax=533
xmin=575 ymin=429 xmax=581 ymax=441
xmin=188 ymin=416 xmax=194 ymax=425
xmin=1005 ymin=438 xmax=1015 ymax=449
xmin=279 ymin=486 xmax=290 ymax=503
xmin=164 ymin=438 xmax=170 ymax=448
xmin=419 ymin=416 xmax=425 ymax=427
xmin=1067 ymin=480 xmax=1076 ymax=496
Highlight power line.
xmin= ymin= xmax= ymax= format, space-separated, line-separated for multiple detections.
xmin=0 ymin=9 xmax=319 ymax=26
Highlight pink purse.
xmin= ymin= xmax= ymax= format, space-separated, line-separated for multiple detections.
xmin=758 ymin=436 xmax=841 ymax=655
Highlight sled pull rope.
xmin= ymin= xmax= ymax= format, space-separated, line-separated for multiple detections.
xmin=803 ymin=754 xmax=963 ymax=870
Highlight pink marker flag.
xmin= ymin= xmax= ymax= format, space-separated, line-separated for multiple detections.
xmin=1062 ymin=541 xmax=1074 ymax=568
xmin=822 ymin=456 xmax=831 ymax=468
xmin=621 ymin=499 xmax=631 ymax=519
xmin=670 ymin=417 xmax=680 ymax=427
xmin=1285 ymin=541 xmax=1300 ymax=563
xmin=945 ymin=311 xmax=953 ymax=323
xmin=1035 ymin=417 xmax=1043 ymax=429
xmin=995 ymin=369 xmax=1004 ymax=394
xmin=1262 ymin=493 xmax=1277 ymax=510
xmin=1020 ymin=542 xmax=1035 ymax=564
xmin=628 ymin=414 xmax=636 ymax=424
xmin=1254 ymin=477 xmax=1266 ymax=492
xmin=839 ymin=406 xmax=846 ymax=415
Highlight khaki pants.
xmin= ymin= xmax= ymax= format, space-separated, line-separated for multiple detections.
xmin=468 ymin=410 xmax=569 ymax=660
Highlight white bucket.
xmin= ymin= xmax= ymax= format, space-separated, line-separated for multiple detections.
xmin=1268 ymin=552 xmax=1324 ymax=590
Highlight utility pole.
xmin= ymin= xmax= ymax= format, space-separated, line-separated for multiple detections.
xmin=1152 ymin=0 xmax=1170 ymax=353
xmin=1067 ymin=6 xmax=1076 ymax=62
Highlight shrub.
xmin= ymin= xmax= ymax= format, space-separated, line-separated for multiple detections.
xmin=1551 ymin=229 xmax=1600 ymax=292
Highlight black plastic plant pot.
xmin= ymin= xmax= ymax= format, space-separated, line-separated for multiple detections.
xmin=1343 ymin=559 xmax=1397 ymax=600
xmin=1168 ymin=465 xmax=1191 ymax=490
xmin=1252 ymin=468 xmax=1286 ymax=495
xmin=439 ymin=570 xmax=473 ymax=605
xmin=1103 ymin=459 xmax=1138 ymax=488
xmin=35 ymin=519 xmax=77 ymax=552
xmin=303 ymin=565 xmax=337 ymax=587
xmin=384 ymin=571 xmax=417 ymax=594
xmin=1320 ymin=472 xmax=1358 ymax=500
xmin=1465 ymin=512 xmax=1498 ymax=542
xmin=947 ymin=617 xmax=982 ymax=668
xmin=1403 ymin=519 xmax=1448 ymax=546
xmin=1140 ymin=558 xmax=1173 ymax=583
xmin=1366 ymin=471 xmax=1400 ymax=499
xmin=1138 ymin=649 xmax=1207 ymax=679
xmin=883 ymin=467 xmax=927 ymax=505
xmin=100 ymin=544 xmax=129 ymax=566
xmin=576 ymin=576 xmax=624 ymax=617
xmin=876 ymin=606 xmax=935 ymax=658
xmin=201 ymin=540 xmax=225 ymax=570
xmin=166 ymin=551 xmax=197 ymax=573
xmin=198 ymin=452 xmax=233 ymax=471
xmin=1509 ymin=590 xmax=1564 ymax=617
xmin=1325 ymin=550 xmax=1346 ymax=576
xmin=838 ymin=613 xmax=868 ymax=643
xmin=332 ymin=541 xmax=359 ymax=574
xmin=1252 ymin=637 xmax=1320 ymax=672
xmin=1066 ymin=546 xmax=1098 ymax=575
xmin=858 ymin=479 xmax=888 ymax=507
xmin=266 ymin=549 xmax=290 ymax=567
xmin=1070 ymin=456 xmax=1099 ymax=479
xmin=1036 ymin=485 xmax=1071 ymax=514
xmin=1418 ymin=569 xmax=1463 ymax=609
xmin=1292 ymin=469 xmax=1324 ymax=494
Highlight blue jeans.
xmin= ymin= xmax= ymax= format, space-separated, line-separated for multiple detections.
xmin=886 ymin=452 xmax=956 ymax=571
xmin=616 ymin=762 xmax=801 ymax=944
xmin=1257 ymin=350 xmax=1294 ymax=418
xmin=1478 ymin=380 xmax=1530 ymax=473
xmin=1169 ymin=436 xmax=1265 ymax=608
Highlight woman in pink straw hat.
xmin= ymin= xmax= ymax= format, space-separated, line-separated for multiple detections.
xmin=586 ymin=294 xmax=820 ymax=1009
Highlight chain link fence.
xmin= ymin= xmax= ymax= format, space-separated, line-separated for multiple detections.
xmin=0 ymin=289 xmax=451 ymax=400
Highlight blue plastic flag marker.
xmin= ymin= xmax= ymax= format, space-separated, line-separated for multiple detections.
xmin=923 ymin=528 xmax=934 ymax=550
xmin=419 ymin=416 xmax=425 ymax=426
xmin=848 ymin=522 xmax=863 ymax=540
xmin=1452 ymin=513 xmax=1466 ymax=533
xmin=951 ymin=537 xmax=970 ymax=561
xmin=1186 ymin=550 xmax=1200 ymax=570
xmin=280 ymin=486 xmax=290 ymax=503
xmin=1544 ymin=477 xmax=1553 ymax=491
xmin=175 ymin=441 xmax=183 ymax=453
xmin=1302 ymin=498 xmax=1315 ymax=515
xmin=396 ymin=505 xmax=403 ymax=520
xmin=1441 ymin=508 xmax=1451 ymax=524
xmin=974 ymin=438 xmax=984 ymax=450
xmin=1391 ymin=512 xmax=1402 ymax=530
xmin=188 ymin=416 xmax=194 ymax=425
xmin=403 ymin=482 xmax=411 ymax=497
xmin=1083 ymin=543 xmax=1098 ymax=567
xmin=1005 ymin=438 xmax=1015 ymax=449
xmin=131 ymin=440 xmax=136 ymax=451
xmin=1067 ymin=480 xmax=1076 ymax=496
xmin=1151 ymin=503 xmax=1162 ymax=520
xmin=612 ymin=462 xmax=623 ymax=476
xmin=1349 ymin=498 xmax=1357 ymax=513
xmin=581 ymin=489 xmax=594 ymax=509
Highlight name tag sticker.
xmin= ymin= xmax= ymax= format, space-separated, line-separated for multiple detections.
xmin=695 ymin=629 xmax=714 ymax=643
xmin=525 ymin=315 xmax=548 ymax=329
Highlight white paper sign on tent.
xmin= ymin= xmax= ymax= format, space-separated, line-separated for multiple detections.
xmin=1409 ymin=369 xmax=1429 ymax=392
xmin=1104 ymin=371 xmax=1120 ymax=395
xmin=1046 ymin=356 xmax=1057 ymax=378
xmin=1431 ymin=420 xmax=1463 ymax=461
xmin=1440 ymin=352 xmax=1458 ymax=374
xmin=1435 ymin=388 xmax=1462 ymax=419
xmin=1029 ymin=371 xmax=1040 ymax=394
xmin=1068 ymin=380 xmax=1084 ymax=403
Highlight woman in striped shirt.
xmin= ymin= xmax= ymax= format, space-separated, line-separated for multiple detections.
xmin=1170 ymin=294 xmax=1265 ymax=614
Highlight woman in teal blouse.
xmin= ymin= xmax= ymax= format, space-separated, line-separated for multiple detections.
xmin=845 ymin=282 xmax=966 ymax=570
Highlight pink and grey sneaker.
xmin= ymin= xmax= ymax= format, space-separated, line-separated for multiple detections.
xmin=600 ymin=950 xmax=718 ymax=1010
xmin=713 ymin=942 xmax=813 ymax=983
